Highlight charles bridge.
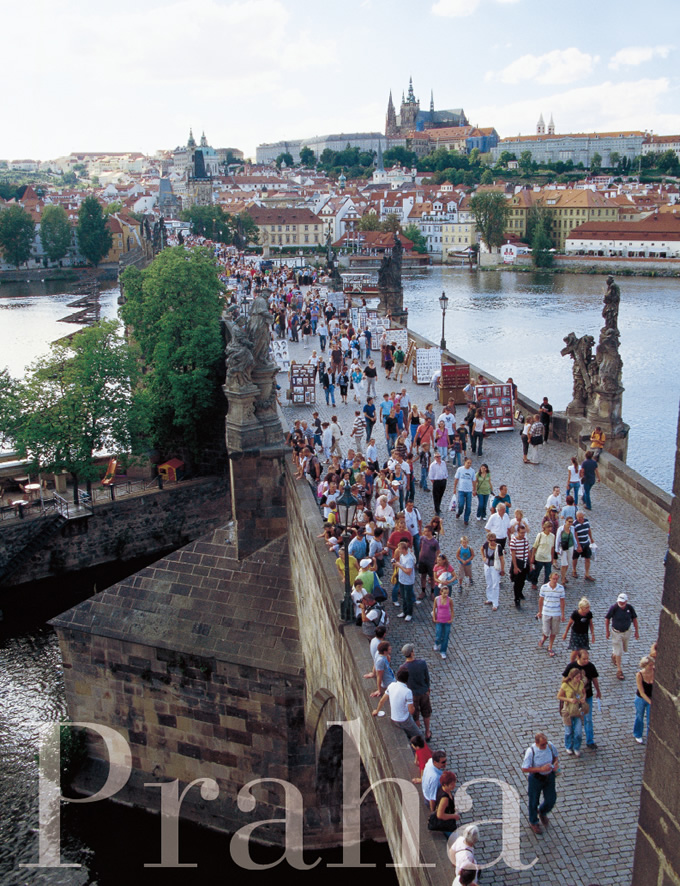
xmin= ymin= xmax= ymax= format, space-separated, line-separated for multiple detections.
xmin=43 ymin=294 xmax=680 ymax=886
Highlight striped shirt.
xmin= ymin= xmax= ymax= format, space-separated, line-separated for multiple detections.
xmin=509 ymin=535 xmax=530 ymax=563
xmin=572 ymin=519 xmax=592 ymax=547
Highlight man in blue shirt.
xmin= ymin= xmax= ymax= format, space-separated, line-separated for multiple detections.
xmin=363 ymin=397 xmax=376 ymax=442
xmin=453 ymin=458 xmax=477 ymax=526
xmin=521 ymin=733 xmax=559 ymax=833
xmin=579 ymin=451 xmax=600 ymax=510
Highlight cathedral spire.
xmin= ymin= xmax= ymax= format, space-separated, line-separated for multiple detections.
xmin=376 ymin=140 xmax=384 ymax=172
xmin=386 ymin=90 xmax=397 ymax=137
xmin=188 ymin=128 xmax=196 ymax=148
xmin=407 ymin=76 xmax=416 ymax=103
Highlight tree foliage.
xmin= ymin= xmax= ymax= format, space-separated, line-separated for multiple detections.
xmin=0 ymin=204 xmax=35 ymax=266
xmin=120 ymin=247 xmax=225 ymax=461
xmin=358 ymin=213 xmax=382 ymax=232
xmin=77 ymin=196 xmax=113 ymax=266
xmin=531 ymin=221 xmax=554 ymax=268
xmin=383 ymin=146 xmax=417 ymax=169
xmin=8 ymin=320 xmax=138 ymax=499
xmin=299 ymin=146 xmax=316 ymax=167
xmin=402 ymin=223 xmax=428 ymax=254
xmin=275 ymin=152 xmax=295 ymax=169
xmin=40 ymin=204 xmax=72 ymax=263
xmin=469 ymin=192 xmax=509 ymax=251
xmin=181 ymin=204 xmax=233 ymax=243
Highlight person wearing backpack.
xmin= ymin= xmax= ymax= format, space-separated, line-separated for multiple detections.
xmin=521 ymin=732 xmax=560 ymax=834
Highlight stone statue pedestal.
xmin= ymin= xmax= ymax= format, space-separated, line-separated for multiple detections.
xmin=224 ymin=383 xmax=262 ymax=452
xmin=586 ymin=390 xmax=629 ymax=462
xmin=252 ymin=365 xmax=284 ymax=446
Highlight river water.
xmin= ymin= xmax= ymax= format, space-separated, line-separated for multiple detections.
xmin=0 ymin=269 xmax=678 ymax=882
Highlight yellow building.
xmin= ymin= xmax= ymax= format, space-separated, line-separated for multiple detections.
xmin=249 ymin=208 xmax=323 ymax=252
xmin=544 ymin=190 xmax=619 ymax=250
xmin=103 ymin=212 xmax=142 ymax=264
xmin=442 ymin=196 xmax=476 ymax=257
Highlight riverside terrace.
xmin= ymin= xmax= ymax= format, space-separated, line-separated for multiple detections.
xmin=279 ymin=334 xmax=668 ymax=886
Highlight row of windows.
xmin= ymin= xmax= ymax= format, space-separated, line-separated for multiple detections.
xmin=268 ymin=224 xmax=319 ymax=232
xmin=267 ymin=234 xmax=321 ymax=244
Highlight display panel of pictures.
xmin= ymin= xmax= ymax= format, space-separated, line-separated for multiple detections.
xmin=415 ymin=348 xmax=442 ymax=384
xmin=474 ymin=383 xmax=515 ymax=431
xmin=270 ymin=339 xmax=291 ymax=371
xmin=289 ymin=362 xmax=317 ymax=406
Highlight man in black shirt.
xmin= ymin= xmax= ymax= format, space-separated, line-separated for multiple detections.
xmin=563 ymin=649 xmax=601 ymax=749
xmin=539 ymin=397 xmax=553 ymax=442
xmin=605 ymin=593 xmax=639 ymax=680
xmin=398 ymin=644 xmax=433 ymax=742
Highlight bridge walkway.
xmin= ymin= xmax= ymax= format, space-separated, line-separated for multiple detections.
xmin=280 ymin=333 xmax=668 ymax=886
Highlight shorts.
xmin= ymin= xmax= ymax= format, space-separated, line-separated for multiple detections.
xmin=542 ymin=614 xmax=561 ymax=637
xmin=413 ymin=692 xmax=433 ymax=720
xmin=557 ymin=550 xmax=571 ymax=567
xmin=573 ymin=544 xmax=591 ymax=560
xmin=418 ymin=562 xmax=435 ymax=580
xmin=611 ymin=627 xmax=631 ymax=656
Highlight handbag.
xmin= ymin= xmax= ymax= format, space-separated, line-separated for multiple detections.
xmin=493 ymin=545 xmax=502 ymax=572
xmin=530 ymin=434 xmax=543 ymax=446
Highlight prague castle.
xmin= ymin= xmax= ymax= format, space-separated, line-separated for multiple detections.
xmin=385 ymin=78 xmax=468 ymax=137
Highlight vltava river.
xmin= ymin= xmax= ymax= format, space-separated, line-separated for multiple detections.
xmin=403 ymin=267 xmax=680 ymax=495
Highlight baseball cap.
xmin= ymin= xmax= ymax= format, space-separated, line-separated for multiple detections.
xmin=360 ymin=558 xmax=372 ymax=568
xmin=617 ymin=593 xmax=628 ymax=603
xmin=401 ymin=644 xmax=414 ymax=656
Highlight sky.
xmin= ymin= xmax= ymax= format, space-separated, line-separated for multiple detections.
xmin=2 ymin=0 xmax=680 ymax=162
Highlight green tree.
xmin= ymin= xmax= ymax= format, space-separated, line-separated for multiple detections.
xmin=383 ymin=146 xmax=418 ymax=168
xmin=608 ymin=151 xmax=621 ymax=171
xmin=381 ymin=214 xmax=401 ymax=233
xmin=181 ymin=205 xmax=233 ymax=243
xmin=531 ymin=220 xmax=554 ymax=268
xmin=519 ymin=150 xmax=533 ymax=175
xmin=402 ymin=223 xmax=428 ymax=254
xmin=0 ymin=367 xmax=22 ymax=446
xmin=468 ymin=148 xmax=481 ymax=167
xmin=480 ymin=169 xmax=494 ymax=185
xmin=657 ymin=149 xmax=680 ymax=175
xmin=0 ymin=204 xmax=35 ymax=267
xmin=11 ymin=320 xmax=138 ymax=502
xmin=120 ymin=247 xmax=225 ymax=462
xmin=104 ymin=200 xmax=123 ymax=216
xmin=299 ymin=146 xmax=316 ymax=167
xmin=40 ymin=204 xmax=72 ymax=263
xmin=525 ymin=202 xmax=553 ymax=246
xmin=77 ymin=196 xmax=113 ymax=266
xmin=235 ymin=211 xmax=259 ymax=246
xmin=590 ymin=152 xmax=603 ymax=174
xmin=275 ymin=152 xmax=294 ymax=169
xmin=469 ymin=191 xmax=509 ymax=251
xmin=358 ymin=213 xmax=382 ymax=231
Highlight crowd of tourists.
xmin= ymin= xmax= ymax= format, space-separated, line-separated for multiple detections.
xmin=277 ymin=279 xmax=659 ymax=873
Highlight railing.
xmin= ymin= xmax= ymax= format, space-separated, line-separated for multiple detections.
xmin=0 ymin=497 xmax=58 ymax=523
xmin=53 ymin=492 xmax=94 ymax=519
xmin=83 ymin=475 xmax=163 ymax=504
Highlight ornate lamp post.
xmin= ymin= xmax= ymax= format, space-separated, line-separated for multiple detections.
xmin=439 ymin=290 xmax=449 ymax=351
xmin=337 ymin=485 xmax=358 ymax=622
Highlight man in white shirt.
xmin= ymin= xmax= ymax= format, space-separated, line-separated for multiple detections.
xmin=485 ymin=503 xmax=510 ymax=553
xmin=372 ymin=670 xmax=422 ymax=740
xmin=537 ymin=572 xmax=566 ymax=656
xmin=546 ymin=486 xmax=562 ymax=511
xmin=403 ymin=500 xmax=422 ymax=560
xmin=453 ymin=458 xmax=477 ymax=526
xmin=428 ymin=452 xmax=449 ymax=516
xmin=421 ymin=750 xmax=448 ymax=810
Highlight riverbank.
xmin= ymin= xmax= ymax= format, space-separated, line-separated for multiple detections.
xmin=0 ymin=265 xmax=119 ymax=283
xmin=475 ymin=254 xmax=680 ymax=277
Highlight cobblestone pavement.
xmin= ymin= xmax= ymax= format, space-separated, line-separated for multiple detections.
xmin=279 ymin=332 xmax=668 ymax=886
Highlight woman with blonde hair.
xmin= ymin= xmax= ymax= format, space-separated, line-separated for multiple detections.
xmin=562 ymin=597 xmax=595 ymax=661
xmin=557 ymin=667 xmax=586 ymax=757
xmin=634 ymin=656 xmax=654 ymax=744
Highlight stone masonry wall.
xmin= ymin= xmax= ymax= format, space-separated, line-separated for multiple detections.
xmin=285 ymin=465 xmax=451 ymax=883
xmin=632 ymin=408 xmax=680 ymax=886
xmin=0 ymin=477 xmax=229 ymax=587
xmin=59 ymin=625 xmax=315 ymax=840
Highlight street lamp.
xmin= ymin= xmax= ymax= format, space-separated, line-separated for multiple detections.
xmin=337 ymin=484 xmax=358 ymax=622
xmin=439 ymin=290 xmax=449 ymax=351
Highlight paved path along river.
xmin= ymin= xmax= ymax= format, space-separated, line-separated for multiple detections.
xmin=280 ymin=333 xmax=668 ymax=886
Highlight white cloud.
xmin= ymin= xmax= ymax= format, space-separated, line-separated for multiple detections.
xmin=609 ymin=45 xmax=673 ymax=69
xmin=432 ymin=0 xmax=482 ymax=17
xmin=490 ymin=48 xmax=598 ymax=85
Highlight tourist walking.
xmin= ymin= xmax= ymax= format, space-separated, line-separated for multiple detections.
xmin=562 ymin=597 xmax=595 ymax=656
xmin=567 ymin=456 xmax=581 ymax=505
xmin=521 ymin=415 xmax=532 ymax=464
xmin=529 ymin=522 xmax=556 ymax=590
xmin=475 ymin=463 xmax=493 ymax=521
xmin=539 ymin=396 xmax=553 ymax=441
xmin=580 ymin=451 xmax=601 ymax=510
xmin=572 ymin=511 xmax=595 ymax=581
xmin=470 ymin=409 xmax=486 ymax=456
xmin=449 ymin=825 xmax=480 ymax=880
xmin=451 ymin=457 xmax=477 ymax=525
xmin=563 ymin=648 xmax=601 ymax=749
xmin=455 ymin=536 xmax=475 ymax=588
xmin=557 ymin=667 xmax=586 ymax=756
xmin=527 ymin=414 xmax=544 ymax=464
xmin=417 ymin=525 xmax=440 ymax=597
xmin=429 ymin=771 xmax=460 ymax=837
xmin=554 ymin=516 xmax=576 ymax=585
xmin=364 ymin=359 xmax=378 ymax=398
xmin=508 ymin=523 xmax=530 ymax=607
xmin=481 ymin=533 xmax=504 ymax=611
xmin=537 ymin=572 xmax=565 ymax=657
xmin=428 ymin=452 xmax=449 ymax=516
xmin=394 ymin=541 xmax=417 ymax=622
xmin=432 ymin=579 xmax=454 ymax=660
xmin=605 ymin=592 xmax=640 ymax=680
xmin=633 ymin=655 xmax=654 ymax=744
xmin=521 ymin=733 xmax=559 ymax=834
